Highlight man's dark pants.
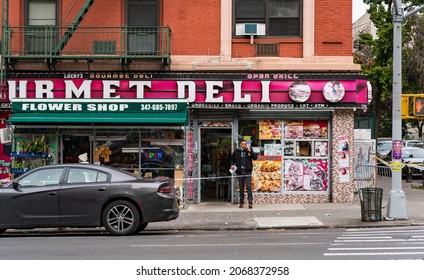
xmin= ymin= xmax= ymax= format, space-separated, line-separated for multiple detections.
xmin=238 ymin=171 xmax=253 ymax=204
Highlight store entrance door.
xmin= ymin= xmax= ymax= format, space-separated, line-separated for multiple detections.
xmin=200 ymin=128 xmax=232 ymax=202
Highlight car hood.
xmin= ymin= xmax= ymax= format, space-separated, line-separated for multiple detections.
xmin=403 ymin=157 xmax=424 ymax=164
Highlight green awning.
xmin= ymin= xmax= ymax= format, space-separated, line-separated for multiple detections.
xmin=9 ymin=99 xmax=188 ymax=125
xmin=8 ymin=112 xmax=187 ymax=124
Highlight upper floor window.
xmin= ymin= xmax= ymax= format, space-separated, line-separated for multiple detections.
xmin=28 ymin=0 xmax=56 ymax=26
xmin=234 ymin=0 xmax=301 ymax=37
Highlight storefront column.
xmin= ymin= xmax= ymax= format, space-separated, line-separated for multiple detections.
xmin=331 ymin=109 xmax=356 ymax=202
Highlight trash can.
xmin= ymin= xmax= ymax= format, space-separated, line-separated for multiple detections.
xmin=359 ymin=188 xmax=383 ymax=222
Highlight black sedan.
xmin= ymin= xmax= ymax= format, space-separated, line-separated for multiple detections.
xmin=0 ymin=164 xmax=179 ymax=235
xmin=382 ymin=147 xmax=424 ymax=178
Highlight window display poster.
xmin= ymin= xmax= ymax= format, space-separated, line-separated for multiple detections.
xmin=252 ymin=159 xmax=282 ymax=193
xmin=259 ymin=120 xmax=281 ymax=140
xmin=264 ymin=144 xmax=282 ymax=156
xmin=284 ymin=159 xmax=328 ymax=191
xmin=303 ymin=120 xmax=328 ymax=138
xmin=314 ymin=141 xmax=328 ymax=157
xmin=284 ymin=120 xmax=304 ymax=139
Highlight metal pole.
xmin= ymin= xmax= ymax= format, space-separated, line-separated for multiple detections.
xmin=387 ymin=1 xmax=424 ymax=219
xmin=387 ymin=0 xmax=407 ymax=219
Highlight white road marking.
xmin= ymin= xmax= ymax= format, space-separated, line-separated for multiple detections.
xmin=130 ymin=242 xmax=325 ymax=247
xmin=324 ymin=252 xmax=424 ymax=256
xmin=325 ymin=227 xmax=424 ymax=258
xmin=328 ymin=246 xmax=424 ymax=251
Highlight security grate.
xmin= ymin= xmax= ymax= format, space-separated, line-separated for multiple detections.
xmin=255 ymin=43 xmax=279 ymax=57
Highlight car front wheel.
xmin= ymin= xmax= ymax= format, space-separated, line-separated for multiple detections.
xmin=102 ymin=200 xmax=140 ymax=236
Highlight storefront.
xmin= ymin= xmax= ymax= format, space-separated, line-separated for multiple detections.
xmin=5 ymin=72 xmax=370 ymax=205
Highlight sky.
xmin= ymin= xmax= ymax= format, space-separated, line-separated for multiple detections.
xmin=353 ymin=0 xmax=370 ymax=22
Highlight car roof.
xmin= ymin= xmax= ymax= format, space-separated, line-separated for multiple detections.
xmin=26 ymin=163 xmax=140 ymax=182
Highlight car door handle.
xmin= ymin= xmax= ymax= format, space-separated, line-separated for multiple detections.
xmin=48 ymin=192 xmax=57 ymax=197
xmin=97 ymin=187 xmax=106 ymax=191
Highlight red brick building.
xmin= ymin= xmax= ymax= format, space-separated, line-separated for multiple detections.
xmin=0 ymin=0 xmax=369 ymax=206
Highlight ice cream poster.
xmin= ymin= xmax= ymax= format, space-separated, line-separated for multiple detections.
xmin=284 ymin=159 xmax=328 ymax=191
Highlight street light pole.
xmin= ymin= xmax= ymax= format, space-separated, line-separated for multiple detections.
xmin=388 ymin=1 xmax=424 ymax=219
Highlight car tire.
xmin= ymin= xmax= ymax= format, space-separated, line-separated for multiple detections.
xmin=136 ymin=223 xmax=149 ymax=233
xmin=102 ymin=200 xmax=140 ymax=236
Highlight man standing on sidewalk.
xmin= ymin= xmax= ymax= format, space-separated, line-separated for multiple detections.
xmin=231 ymin=140 xmax=258 ymax=209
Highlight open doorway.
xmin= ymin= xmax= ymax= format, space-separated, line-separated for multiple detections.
xmin=200 ymin=128 xmax=232 ymax=202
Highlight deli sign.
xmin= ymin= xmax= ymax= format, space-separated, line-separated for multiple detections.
xmin=6 ymin=75 xmax=370 ymax=106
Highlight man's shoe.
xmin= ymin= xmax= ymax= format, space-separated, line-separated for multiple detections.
xmin=248 ymin=203 xmax=253 ymax=209
xmin=239 ymin=203 xmax=244 ymax=208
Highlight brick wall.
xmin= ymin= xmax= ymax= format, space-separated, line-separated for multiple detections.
xmin=62 ymin=0 xmax=122 ymax=26
xmin=314 ymin=0 xmax=353 ymax=56
xmin=2 ymin=0 xmax=353 ymax=59
xmin=163 ymin=0 xmax=221 ymax=55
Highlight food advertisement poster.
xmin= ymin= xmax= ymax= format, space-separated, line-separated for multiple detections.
xmin=284 ymin=120 xmax=328 ymax=139
xmin=252 ymin=158 xmax=282 ymax=193
xmin=284 ymin=121 xmax=304 ymax=139
xmin=302 ymin=120 xmax=328 ymax=138
xmin=259 ymin=120 xmax=281 ymax=140
xmin=284 ymin=159 xmax=328 ymax=191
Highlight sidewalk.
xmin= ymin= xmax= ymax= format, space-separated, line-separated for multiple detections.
xmin=146 ymin=182 xmax=424 ymax=231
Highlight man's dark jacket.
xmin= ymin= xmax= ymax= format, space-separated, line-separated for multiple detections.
xmin=231 ymin=147 xmax=258 ymax=174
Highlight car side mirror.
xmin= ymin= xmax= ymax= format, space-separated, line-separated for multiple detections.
xmin=12 ymin=181 xmax=22 ymax=192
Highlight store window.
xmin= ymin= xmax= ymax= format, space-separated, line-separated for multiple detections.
xmin=238 ymin=119 xmax=329 ymax=194
xmin=11 ymin=127 xmax=185 ymax=181
xmin=234 ymin=0 xmax=301 ymax=37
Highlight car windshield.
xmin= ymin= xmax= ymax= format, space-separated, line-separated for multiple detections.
xmin=403 ymin=148 xmax=424 ymax=159
xmin=377 ymin=142 xmax=392 ymax=152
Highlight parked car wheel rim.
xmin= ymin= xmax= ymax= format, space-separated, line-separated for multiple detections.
xmin=103 ymin=200 xmax=140 ymax=235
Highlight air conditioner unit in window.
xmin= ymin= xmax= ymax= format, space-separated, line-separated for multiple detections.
xmin=235 ymin=23 xmax=266 ymax=36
